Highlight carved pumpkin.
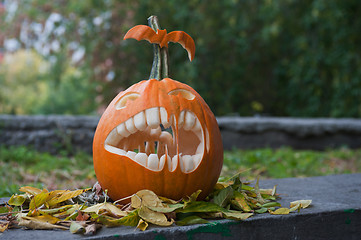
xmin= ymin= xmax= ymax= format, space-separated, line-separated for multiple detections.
xmin=93 ymin=16 xmax=223 ymax=201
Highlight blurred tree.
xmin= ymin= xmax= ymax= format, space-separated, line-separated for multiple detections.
xmin=0 ymin=0 xmax=360 ymax=117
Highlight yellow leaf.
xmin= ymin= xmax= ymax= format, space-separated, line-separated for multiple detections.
xmin=38 ymin=205 xmax=73 ymax=215
xmin=131 ymin=190 xmax=163 ymax=209
xmin=158 ymin=196 xmax=178 ymax=204
xmin=138 ymin=206 xmax=173 ymax=226
xmin=23 ymin=215 xmax=60 ymax=225
xmin=269 ymin=208 xmax=290 ymax=215
xmin=83 ymin=202 xmax=127 ymax=217
xmin=19 ymin=186 xmax=46 ymax=196
xmin=214 ymin=182 xmax=229 ymax=190
xmin=290 ymin=200 xmax=312 ymax=209
xmin=8 ymin=194 xmax=27 ymax=206
xmin=136 ymin=219 xmax=148 ymax=231
xmin=18 ymin=218 xmax=67 ymax=230
xmin=104 ymin=203 xmax=128 ymax=217
xmin=232 ymin=192 xmax=252 ymax=212
xmin=0 ymin=222 xmax=9 ymax=233
xmin=47 ymin=188 xmax=90 ymax=207
xmin=29 ymin=191 xmax=51 ymax=210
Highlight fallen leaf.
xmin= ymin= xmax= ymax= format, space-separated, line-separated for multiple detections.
xmin=76 ymin=211 xmax=90 ymax=221
xmin=84 ymin=223 xmax=100 ymax=235
xmin=29 ymin=191 xmax=51 ymax=210
xmin=138 ymin=206 xmax=173 ymax=226
xmin=261 ymin=202 xmax=282 ymax=208
xmin=8 ymin=194 xmax=27 ymax=206
xmin=38 ymin=205 xmax=73 ymax=215
xmin=0 ymin=206 xmax=11 ymax=214
xmin=83 ymin=202 xmax=127 ymax=217
xmin=131 ymin=190 xmax=163 ymax=209
xmin=148 ymin=203 xmax=184 ymax=213
xmin=18 ymin=218 xmax=67 ymax=230
xmin=70 ymin=221 xmax=85 ymax=234
xmin=289 ymin=203 xmax=301 ymax=212
xmin=0 ymin=221 xmax=9 ymax=232
xmin=180 ymin=201 xmax=225 ymax=213
xmin=158 ymin=196 xmax=178 ymax=204
xmin=269 ymin=208 xmax=290 ymax=215
xmin=136 ymin=218 xmax=148 ymax=231
xmin=176 ymin=215 xmax=209 ymax=226
xmin=212 ymin=186 xmax=234 ymax=208
xmin=223 ymin=211 xmax=253 ymax=220
xmin=19 ymin=186 xmax=44 ymax=196
xmin=290 ymin=200 xmax=312 ymax=209
xmin=232 ymin=192 xmax=252 ymax=212
xmin=96 ymin=210 xmax=140 ymax=227
xmin=47 ymin=189 xmax=90 ymax=207
xmin=187 ymin=190 xmax=202 ymax=202
xmin=23 ymin=215 xmax=60 ymax=225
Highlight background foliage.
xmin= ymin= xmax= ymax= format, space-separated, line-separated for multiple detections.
xmin=1 ymin=0 xmax=361 ymax=117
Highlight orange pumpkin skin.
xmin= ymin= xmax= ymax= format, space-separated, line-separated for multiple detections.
xmin=93 ymin=78 xmax=223 ymax=201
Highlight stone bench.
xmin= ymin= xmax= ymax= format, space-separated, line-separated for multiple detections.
xmin=1 ymin=173 xmax=360 ymax=240
xmin=1 ymin=115 xmax=361 ymax=153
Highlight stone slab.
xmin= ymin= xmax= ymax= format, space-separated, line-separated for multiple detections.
xmin=1 ymin=174 xmax=360 ymax=240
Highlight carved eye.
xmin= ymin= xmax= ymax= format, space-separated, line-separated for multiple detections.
xmin=168 ymin=89 xmax=195 ymax=100
xmin=115 ymin=92 xmax=140 ymax=110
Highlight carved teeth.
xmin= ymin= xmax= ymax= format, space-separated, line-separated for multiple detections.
xmin=134 ymin=111 xmax=147 ymax=131
xmin=147 ymin=154 xmax=159 ymax=170
xmin=104 ymin=107 xmax=205 ymax=172
xmin=145 ymin=107 xmax=160 ymax=129
xmin=180 ymin=155 xmax=194 ymax=173
xmin=160 ymin=107 xmax=171 ymax=128
xmin=184 ymin=111 xmax=196 ymax=131
xmin=135 ymin=153 xmax=147 ymax=166
xmin=125 ymin=118 xmax=137 ymax=134
xmin=117 ymin=123 xmax=131 ymax=137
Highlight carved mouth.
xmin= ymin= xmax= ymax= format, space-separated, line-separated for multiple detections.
xmin=104 ymin=107 xmax=205 ymax=173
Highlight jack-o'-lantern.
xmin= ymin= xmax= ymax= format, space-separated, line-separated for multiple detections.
xmin=93 ymin=16 xmax=223 ymax=201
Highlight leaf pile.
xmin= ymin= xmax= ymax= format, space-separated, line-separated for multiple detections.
xmin=0 ymin=175 xmax=311 ymax=235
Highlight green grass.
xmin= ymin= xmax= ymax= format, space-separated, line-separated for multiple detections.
xmin=0 ymin=146 xmax=360 ymax=197
xmin=222 ymin=147 xmax=361 ymax=180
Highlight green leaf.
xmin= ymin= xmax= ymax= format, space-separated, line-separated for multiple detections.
xmin=180 ymin=201 xmax=226 ymax=213
xmin=176 ymin=215 xmax=209 ymax=226
xmin=148 ymin=203 xmax=184 ymax=213
xmin=212 ymin=186 xmax=234 ymax=208
xmin=97 ymin=210 xmax=140 ymax=227
xmin=255 ymin=207 xmax=268 ymax=214
xmin=261 ymin=202 xmax=281 ymax=208
xmin=0 ymin=206 xmax=10 ymax=214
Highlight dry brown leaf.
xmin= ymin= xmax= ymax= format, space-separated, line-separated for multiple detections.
xmin=84 ymin=223 xmax=101 ymax=235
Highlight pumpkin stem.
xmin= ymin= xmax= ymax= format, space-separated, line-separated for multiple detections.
xmin=148 ymin=15 xmax=169 ymax=80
